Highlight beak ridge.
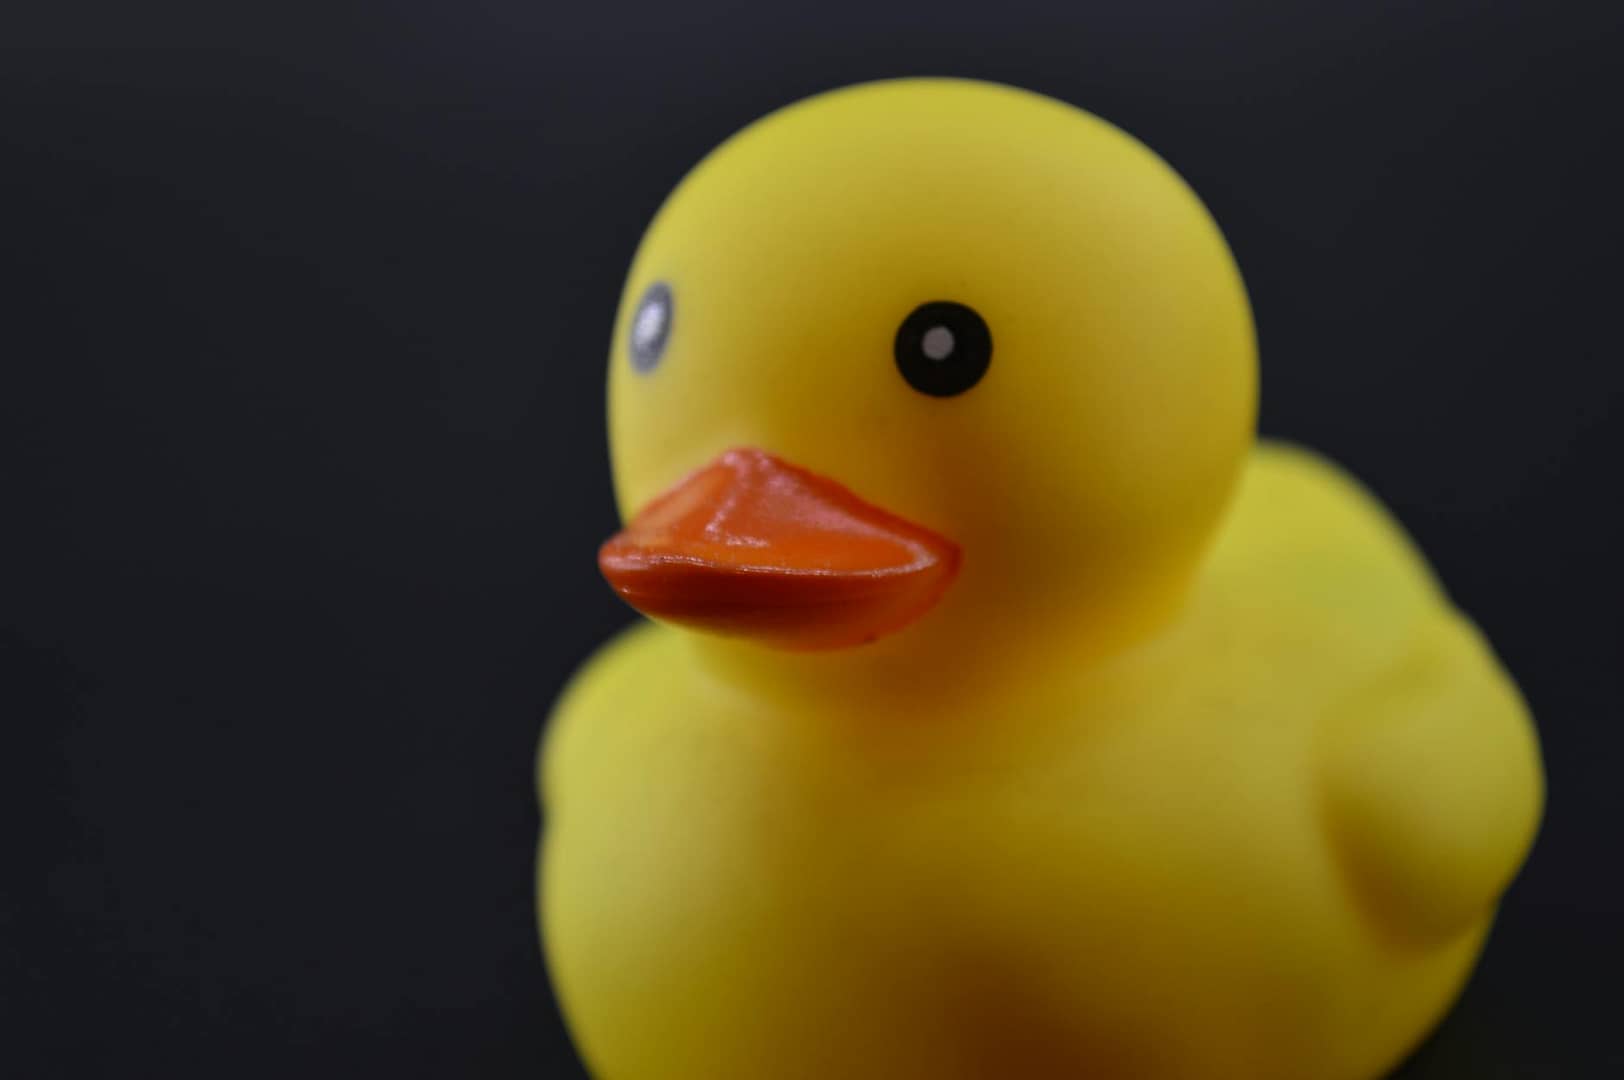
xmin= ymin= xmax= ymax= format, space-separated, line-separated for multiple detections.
xmin=599 ymin=447 xmax=959 ymax=650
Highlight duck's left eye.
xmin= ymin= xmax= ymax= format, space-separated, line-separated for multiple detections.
xmin=629 ymin=282 xmax=673 ymax=373
xmin=894 ymin=301 xmax=992 ymax=397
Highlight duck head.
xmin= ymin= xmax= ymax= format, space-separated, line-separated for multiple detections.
xmin=600 ymin=79 xmax=1257 ymax=676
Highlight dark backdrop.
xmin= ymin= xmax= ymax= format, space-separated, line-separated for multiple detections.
xmin=5 ymin=2 xmax=1621 ymax=1077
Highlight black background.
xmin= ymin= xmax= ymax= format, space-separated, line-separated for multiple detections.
xmin=5 ymin=2 xmax=1622 ymax=1076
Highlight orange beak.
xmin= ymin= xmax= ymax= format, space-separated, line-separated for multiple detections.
xmin=599 ymin=448 xmax=960 ymax=650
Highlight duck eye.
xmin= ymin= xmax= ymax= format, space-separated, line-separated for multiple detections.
xmin=894 ymin=301 xmax=992 ymax=397
xmin=629 ymin=281 xmax=673 ymax=373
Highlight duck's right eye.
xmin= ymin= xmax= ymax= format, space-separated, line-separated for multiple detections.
xmin=629 ymin=282 xmax=673 ymax=374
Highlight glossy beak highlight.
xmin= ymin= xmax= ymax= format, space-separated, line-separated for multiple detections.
xmin=599 ymin=448 xmax=960 ymax=650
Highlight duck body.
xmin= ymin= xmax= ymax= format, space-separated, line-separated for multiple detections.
xmin=543 ymin=443 xmax=1541 ymax=1080
xmin=539 ymin=78 xmax=1543 ymax=1079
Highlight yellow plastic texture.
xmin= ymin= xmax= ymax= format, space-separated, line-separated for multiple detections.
xmin=540 ymin=79 xmax=1544 ymax=1079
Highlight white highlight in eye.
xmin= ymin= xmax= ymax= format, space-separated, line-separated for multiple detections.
xmin=632 ymin=297 xmax=668 ymax=353
xmin=921 ymin=325 xmax=955 ymax=361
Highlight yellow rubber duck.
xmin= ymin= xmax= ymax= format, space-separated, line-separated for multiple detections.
xmin=539 ymin=78 xmax=1544 ymax=1080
